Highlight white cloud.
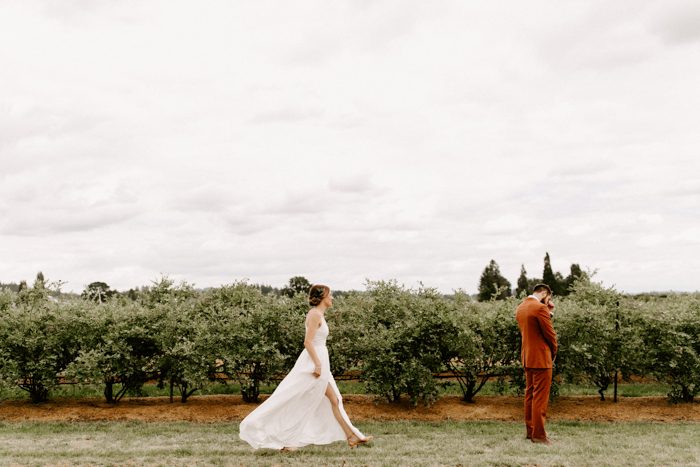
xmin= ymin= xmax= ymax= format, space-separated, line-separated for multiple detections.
xmin=649 ymin=0 xmax=700 ymax=44
xmin=1 ymin=0 xmax=699 ymax=294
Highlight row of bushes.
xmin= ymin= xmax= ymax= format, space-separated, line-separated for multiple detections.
xmin=0 ymin=278 xmax=698 ymax=405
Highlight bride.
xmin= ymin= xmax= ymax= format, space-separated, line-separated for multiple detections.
xmin=239 ymin=284 xmax=372 ymax=450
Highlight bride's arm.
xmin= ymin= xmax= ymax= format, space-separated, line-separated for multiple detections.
xmin=304 ymin=311 xmax=323 ymax=377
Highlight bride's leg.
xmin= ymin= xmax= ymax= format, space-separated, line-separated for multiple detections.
xmin=324 ymin=384 xmax=354 ymax=438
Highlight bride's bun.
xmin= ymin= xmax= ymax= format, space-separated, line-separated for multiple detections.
xmin=308 ymin=284 xmax=330 ymax=306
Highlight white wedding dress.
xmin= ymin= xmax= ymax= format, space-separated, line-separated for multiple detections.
xmin=239 ymin=315 xmax=365 ymax=450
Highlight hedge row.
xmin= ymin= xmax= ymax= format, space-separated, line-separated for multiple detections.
xmin=0 ymin=278 xmax=698 ymax=405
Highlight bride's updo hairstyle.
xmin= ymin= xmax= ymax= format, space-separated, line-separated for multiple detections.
xmin=308 ymin=284 xmax=330 ymax=306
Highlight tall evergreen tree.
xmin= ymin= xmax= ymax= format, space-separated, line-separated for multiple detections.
xmin=477 ymin=259 xmax=512 ymax=301
xmin=542 ymin=252 xmax=564 ymax=296
xmin=515 ymin=264 xmax=529 ymax=298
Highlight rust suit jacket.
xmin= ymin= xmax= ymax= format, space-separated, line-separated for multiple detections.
xmin=515 ymin=297 xmax=558 ymax=369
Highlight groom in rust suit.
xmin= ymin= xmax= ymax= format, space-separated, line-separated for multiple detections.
xmin=515 ymin=283 xmax=558 ymax=444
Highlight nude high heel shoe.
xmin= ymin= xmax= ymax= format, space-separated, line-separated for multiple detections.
xmin=347 ymin=434 xmax=373 ymax=448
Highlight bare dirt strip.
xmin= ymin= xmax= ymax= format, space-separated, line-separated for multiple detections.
xmin=1 ymin=395 xmax=699 ymax=423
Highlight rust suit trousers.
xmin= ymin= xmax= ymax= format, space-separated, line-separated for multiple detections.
xmin=524 ymin=368 xmax=552 ymax=441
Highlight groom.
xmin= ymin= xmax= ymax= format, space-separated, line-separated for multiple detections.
xmin=515 ymin=284 xmax=558 ymax=445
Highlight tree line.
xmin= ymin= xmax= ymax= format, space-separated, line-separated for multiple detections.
xmin=2 ymin=254 xmax=584 ymax=306
xmin=0 ymin=273 xmax=698 ymax=406
xmin=477 ymin=252 xmax=587 ymax=301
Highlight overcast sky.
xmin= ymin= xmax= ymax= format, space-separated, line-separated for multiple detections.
xmin=1 ymin=0 xmax=699 ymax=294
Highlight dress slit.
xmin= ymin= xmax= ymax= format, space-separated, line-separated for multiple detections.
xmin=239 ymin=317 xmax=364 ymax=449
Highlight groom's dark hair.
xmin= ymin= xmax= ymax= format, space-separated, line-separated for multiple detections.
xmin=532 ymin=283 xmax=552 ymax=295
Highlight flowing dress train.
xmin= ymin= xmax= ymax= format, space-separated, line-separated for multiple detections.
xmin=239 ymin=316 xmax=365 ymax=449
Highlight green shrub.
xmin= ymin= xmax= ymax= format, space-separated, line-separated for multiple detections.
xmin=641 ymin=296 xmax=700 ymax=402
xmin=155 ymin=301 xmax=215 ymax=403
xmin=342 ymin=281 xmax=458 ymax=406
xmin=202 ymin=282 xmax=298 ymax=403
xmin=448 ymin=295 xmax=521 ymax=402
xmin=0 ymin=299 xmax=89 ymax=402
xmin=66 ymin=301 xmax=164 ymax=403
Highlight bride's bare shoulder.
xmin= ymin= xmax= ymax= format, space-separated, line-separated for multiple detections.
xmin=306 ymin=308 xmax=323 ymax=325
xmin=306 ymin=308 xmax=322 ymax=319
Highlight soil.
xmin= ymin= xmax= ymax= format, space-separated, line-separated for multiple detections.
xmin=1 ymin=395 xmax=698 ymax=423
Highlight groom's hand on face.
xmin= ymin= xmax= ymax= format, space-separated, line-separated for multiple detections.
xmin=541 ymin=294 xmax=555 ymax=314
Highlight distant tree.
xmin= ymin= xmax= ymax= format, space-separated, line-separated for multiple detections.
xmin=515 ymin=265 xmax=529 ymax=298
xmin=255 ymin=284 xmax=279 ymax=296
xmin=563 ymin=264 xmax=587 ymax=295
xmin=18 ymin=280 xmax=28 ymax=292
xmin=527 ymin=277 xmax=542 ymax=294
xmin=34 ymin=271 xmax=46 ymax=289
xmin=281 ymin=276 xmax=312 ymax=298
xmin=542 ymin=253 xmax=565 ymax=296
xmin=555 ymin=271 xmax=566 ymax=292
xmin=0 ymin=282 xmax=21 ymax=292
xmin=81 ymin=282 xmax=115 ymax=304
xmin=125 ymin=289 xmax=139 ymax=301
xmin=477 ymin=260 xmax=512 ymax=302
xmin=330 ymin=289 xmax=351 ymax=298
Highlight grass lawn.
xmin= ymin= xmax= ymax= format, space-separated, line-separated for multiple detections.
xmin=0 ymin=420 xmax=697 ymax=466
